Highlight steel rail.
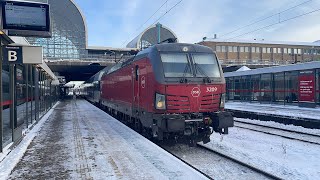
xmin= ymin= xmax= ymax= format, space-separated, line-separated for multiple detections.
xmin=197 ymin=144 xmax=283 ymax=180
xmin=235 ymin=120 xmax=320 ymax=145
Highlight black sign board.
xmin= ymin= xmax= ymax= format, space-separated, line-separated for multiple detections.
xmin=1 ymin=1 xmax=51 ymax=37
xmin=2 ymin=45 xmax=23 ymax=64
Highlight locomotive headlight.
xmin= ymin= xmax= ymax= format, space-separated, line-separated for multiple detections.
xmin=220 ymin=93 xmax=226 ymax=108
xmin=155 ymin=93 xmax=166 ymax=110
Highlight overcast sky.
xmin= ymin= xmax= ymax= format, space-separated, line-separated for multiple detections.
xmin=73 ymin=0 xmax=320 ymax=47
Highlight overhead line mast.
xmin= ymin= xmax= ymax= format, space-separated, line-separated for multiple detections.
xmin=121 ymin=0 xmax=183 ymax=47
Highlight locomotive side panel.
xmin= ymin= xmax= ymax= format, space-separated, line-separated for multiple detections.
xmin=101 ymin=65 xmax=134 ymax=116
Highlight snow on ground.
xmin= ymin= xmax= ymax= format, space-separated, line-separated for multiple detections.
xmin=163 ymin=144 xmax=271 ymax=180
xmin=7 ymin=100 xmax=207 ymax=179
xmin=236 ymin=118 xmax=320 ymax=135
xmin=0 ymin=102 xmax=59 ymax=180
xmin=226 ymin=101 xmax=320 ymax=120
xmin=204 ymin=125 xmax=320 ymax=180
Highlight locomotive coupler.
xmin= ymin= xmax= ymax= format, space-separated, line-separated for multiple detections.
xmin=210 ymin=111 xmax=234 ymax=134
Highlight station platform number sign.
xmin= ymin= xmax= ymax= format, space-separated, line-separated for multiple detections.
xmin=2 ymin=45 xmax=42 ymax=64
xmin=2 ymin=45 xmax=23 ymax=64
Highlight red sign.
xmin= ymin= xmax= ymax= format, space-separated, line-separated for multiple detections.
xmin=299 ymin=71 xmax=315 ymax=102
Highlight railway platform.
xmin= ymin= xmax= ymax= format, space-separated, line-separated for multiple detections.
xmin=0 ymin=99 xmax=207 ymax=179
xmin=226 ymin=101 xmax=320 ymax=128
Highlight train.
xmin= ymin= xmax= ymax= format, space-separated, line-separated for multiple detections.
xmin=83 ymin=43 xmax=234 ymax=145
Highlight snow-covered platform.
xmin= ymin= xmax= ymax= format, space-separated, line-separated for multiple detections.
xmin=226 ymin=101 xmax=320 ymax=128
xmin=3 ymin=99 xmax=207 ymax=179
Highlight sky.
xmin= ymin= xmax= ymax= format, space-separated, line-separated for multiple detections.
xmin=73 ymin=0 xmax=320 ymax=48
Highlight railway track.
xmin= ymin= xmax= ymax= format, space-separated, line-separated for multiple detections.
xmin=196 ymin=144 xmax=283 ymax=180
xmin=234 ymin=120 xmax=320 ymax=145
xmin=162 ymin=143 xmax=282 ymax=180
xmin=159 ymin=145 xmax=214 ymax=180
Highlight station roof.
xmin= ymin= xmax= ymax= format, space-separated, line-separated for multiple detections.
xmin=126 ymin=23 xmax=178 ymax=49
xmin=203 ymin=39 xmax=320 ymax=47
xmin=225 ymin=61 xmax=320 ymax=77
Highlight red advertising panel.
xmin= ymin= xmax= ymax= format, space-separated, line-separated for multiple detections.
xmin=299 ymin=70 xmax=315 ymax=102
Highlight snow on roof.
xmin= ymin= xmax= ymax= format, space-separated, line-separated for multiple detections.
xmin=204 ymin=39 xmax=320 ymax=47
xmin=64 ymin=81 xmax=85 ymax=88
xmin=225 ymin=61 xmax=320 ymax=77
xmin=236 ymin=66 xmax=251 ymax=72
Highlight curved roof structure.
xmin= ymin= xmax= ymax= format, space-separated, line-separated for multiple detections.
xmin=26 ymin=0 xmax=88 ymax=59
xmin=126 ymin=24 xmax=178 ymax=49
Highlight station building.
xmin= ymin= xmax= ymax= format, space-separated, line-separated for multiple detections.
xmin=224 ymin=61 xmax=320 ymax=107
xmin=199 ymin=39 xmax=320 ymax=66
xmin=0 ymin=33 xmax=59 ymax=152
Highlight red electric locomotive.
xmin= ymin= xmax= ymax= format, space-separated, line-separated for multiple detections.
xmin=100 ymin=43 xmax=233 ymax=144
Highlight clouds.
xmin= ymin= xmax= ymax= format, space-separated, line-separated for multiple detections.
xmin=74 ymin=0 xmax=320 ymax=47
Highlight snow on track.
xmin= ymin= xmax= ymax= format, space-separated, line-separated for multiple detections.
xmin=204 ymin=126 xmax=320 ymax=179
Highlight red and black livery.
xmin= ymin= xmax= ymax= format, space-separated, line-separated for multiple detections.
xmin=100 ymin=43 xmax=234 ymax=144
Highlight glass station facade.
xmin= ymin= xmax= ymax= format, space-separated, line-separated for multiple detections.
xmin=225 ymin=62 xmax=320 ymax=106
xmin=26 ymin=0 xmax=87 ymax=60
xmin=1 ymin=63 xmax=59 ymax=150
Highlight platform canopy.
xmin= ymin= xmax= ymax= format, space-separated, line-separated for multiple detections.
xmin=126 ymin=23 xmax=178 ymax=50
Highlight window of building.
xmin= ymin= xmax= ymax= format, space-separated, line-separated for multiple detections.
xmin=260 ymin=74 xmax=272 ymax=101
xmin=284 ymin=48 xmax=288 ymax=54
xmin=221 ymin=46 xmax=226 ymax=52
xmin=251 ymin=47 xmax=256 ymax=53
xmin=226 ymin=77 xmax=234 ymax=100
xmin=252 ymin=75 xmax=260 ymax=101
xmin=228 ymin=46 xmax=233 ymax=52
xmin=274 ymin=72 xmax=285 ymax=102
xmin=216 ymin=45 xmax=221 ymax=52
xmin=285 ymin=71 xmax=299 ymax=103
xmin=234 ymin=77 xmax=241 ymax=100
xmin=298 ymin=49 xmax=302 ymax=54
xmin=267 ymin=48 xmax=271 ymax=53
xmin=294 ymin=49 xmax=298 ymax=54
xmin=288 ymin=48 xmax=292 ymax=54
xmin=273 ymin=48 xmax=277 ymax=54
xmin=245 ymin=47 xmax=249 ymax=52
xmin=278 ymin=48 xmax=282 ymax=54
xmin=262 ymin=47 xmax=267 ymax=53
xmin=256 ymin=47 xmax=260 ymax=53
xmin=233 ymin=46 xmax=238 ymax=52
xmin=240 ymin=47 xmax=244 ymax=52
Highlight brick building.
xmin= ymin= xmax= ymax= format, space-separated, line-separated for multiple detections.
xmin=199 ymin=39 xmax=320 ymax=66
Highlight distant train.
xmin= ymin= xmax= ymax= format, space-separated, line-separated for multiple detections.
xmin=84 ymin=43 xmax=234 ymax=145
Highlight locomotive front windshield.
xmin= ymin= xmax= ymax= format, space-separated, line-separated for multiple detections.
xmin=160 ymin=53 xmax=221 ymax=78
xmin=192 ymin=54 xmax=221 ymax=78
xmin=161 ymin=53 xmax=193 ymax=77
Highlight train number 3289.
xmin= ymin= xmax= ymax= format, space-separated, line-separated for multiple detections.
xmin=206 ymin=87 xmax=218 ymax=93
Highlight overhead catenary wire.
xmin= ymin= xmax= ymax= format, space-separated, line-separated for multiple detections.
xmin=150 ymin=0 xmax=183 ymax=26
xmin=225 ymin=7 xmax=320 ymax=40
xmin=219 ymin=0 xmax=313 ymax=38
xmin=120 ymin=0 xmax=169 ymax=47
xmin=121 ymin=0 xmax=183 ymax=47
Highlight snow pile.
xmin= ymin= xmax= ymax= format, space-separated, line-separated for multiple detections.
xmin=236 ymin=66 xmax=251 ymax=72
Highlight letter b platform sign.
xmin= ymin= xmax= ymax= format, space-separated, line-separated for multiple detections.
xmin=3 ymin=46 xmax=23 ymax=64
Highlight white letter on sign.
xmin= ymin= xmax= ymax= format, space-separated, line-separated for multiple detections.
xmin=8 ymin=51 xmax=18 ymax=62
